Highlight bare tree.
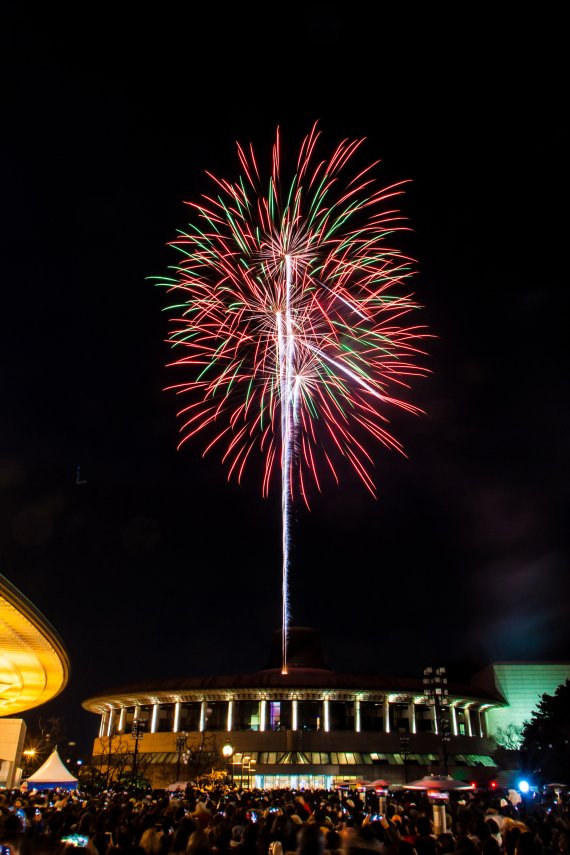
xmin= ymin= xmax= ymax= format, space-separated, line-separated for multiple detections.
xmin=184 ymin=733 xmax=223 ymax=781
xmin=90 ymin=734 xmax=133 ymax=788
xmin=495 ymin=723 xmax=523 ymax=750
xmin=24 ymin=715 xmax=67 ymax=761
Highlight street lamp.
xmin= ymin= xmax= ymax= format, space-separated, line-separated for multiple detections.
xmin=131 ymin=718 xmax=146 ymax=789
xmin=241 ymin=753 xmax=250 ymax=788
xmin=248 ymin=758 xmax=256 ymax=789
xmin=423 ymin=666 xmax=449 ymax=776
xmin=222 ymin=741 xmax=234 ymax=785
xmin=175 ymin=733 xmax=188 ymax=782
xmin=22 ymin=748 xmax=37 ymax=778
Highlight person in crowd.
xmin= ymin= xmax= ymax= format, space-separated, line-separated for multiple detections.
xmin=514 ymin=832 xmax=542 ymax=855
xmin=296 ymin=825 xmax=325 ymax=855
xmin=436 ymin=833 xmax=456 ymax=855
xmin=231 ymin=822 xmax=258 ymax=855
xmin=186 ymin=830 xmax=211 ymax=855
xmin=414 ymin=817 xmax=437 ymax=855
xmin=108 ymin=825 xmax=145 ymax=855
xmin=139 ymin=827 xmax=164 ymax=855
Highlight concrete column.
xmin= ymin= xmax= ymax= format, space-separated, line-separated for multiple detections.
xmin=384 ymin=700 xmax=390 ymax=733
xmin=479 ymin=708 xmax=487 ymax=738
xmin=292 ymin=699 xmax=298 ymax=731
xmin=355 ymin=698 xmax=361 ymax=732
xmin=133 ymin=705 xmax=140 ymax=722
xmin=118 ymin=708 xmax=126 ymax=733
xmin=450 ymin=705 xmax=458 ymax=736
xmin=432 ymin=705 xmax=438 ymax=734
xmin=199 ymin=701 xmax=206 ymax=732
xmin=409 ymin=702 xmax=416 ymax=734
xmin=106 ymin=709 xmax=115 ymax=737
xmin=173 ymin=701 xmax=181 ymax=733
xmin=99 ymin=713 xmax=106 ymax=738
xmin=324 ymin=698 xmax=330 ymax=732
xmin=151 ymin=704 xmax=159 ymax=734
xmin=259 ymin=700 xmax=266 ymax=732
xmin=465 ymin=705 xmax=473 ymax=737
xmin=227 ymin=700 xmax=234 ymax=732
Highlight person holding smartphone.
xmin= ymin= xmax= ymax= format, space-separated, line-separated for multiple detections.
xmin=0 ymin=810 xmax=26 ymax=855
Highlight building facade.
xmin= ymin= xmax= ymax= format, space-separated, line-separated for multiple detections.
xmin=472 ymin=662 xmax=570 ymax=747
xmin=83 ymin=628 xmax=505 ymax=789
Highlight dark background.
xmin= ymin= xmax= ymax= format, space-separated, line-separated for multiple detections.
xmin=1 ymin=8 xmax=568 ymax=757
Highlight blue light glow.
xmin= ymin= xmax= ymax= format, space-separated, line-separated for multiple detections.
xmin=519 ymin=780 xmax=530 ymax=794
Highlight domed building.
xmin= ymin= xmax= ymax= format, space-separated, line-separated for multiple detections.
xmin=83 ymin=627 xmax=506 ymax=789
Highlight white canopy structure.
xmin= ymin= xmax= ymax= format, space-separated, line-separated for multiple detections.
xmin=25 ymin=748 xmax=78 ymax=790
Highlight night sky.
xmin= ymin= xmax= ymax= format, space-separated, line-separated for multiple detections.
xmin=2 ymin=9 xmax=568 ymax=755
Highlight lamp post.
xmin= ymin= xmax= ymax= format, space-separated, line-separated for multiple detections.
xmin=248 ymin=757 xmax=256 ymax=789
xmin=423 ymin=666 xmax=449 ymax=776
xmin=222 ymin=741 xmax=234 ymax=785
xmin=175 ymin=733 xmax=188 ymax=782
xmin=440 ymin=708 xmax=451 ymax=775
xmin=131 ymin=718 xmax=146 ymax=789
xmin=400 ymin=735 xmax=410 ymax=784
xmin=241 ymin=754 xmax=250 ymax=789
xmin=22 ymin=748 xmax=37 ymax=779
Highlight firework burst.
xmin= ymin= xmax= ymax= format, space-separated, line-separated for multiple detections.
xmin=152 ymin=122 xmax=429 ymax=671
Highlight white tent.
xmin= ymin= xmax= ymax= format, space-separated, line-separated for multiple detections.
xmin=25 ymin=748 xmax=78 ymax=790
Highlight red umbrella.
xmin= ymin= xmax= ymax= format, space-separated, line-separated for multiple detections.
xmin=404 ymin=775 xmax=474 ymax=791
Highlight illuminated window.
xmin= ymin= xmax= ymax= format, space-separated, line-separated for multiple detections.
xmin=269 ymin=701 xmax=291 ymax=730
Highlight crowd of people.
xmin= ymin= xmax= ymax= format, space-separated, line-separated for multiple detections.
xmin=1 ymin=784 xmax=568 ymax=855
